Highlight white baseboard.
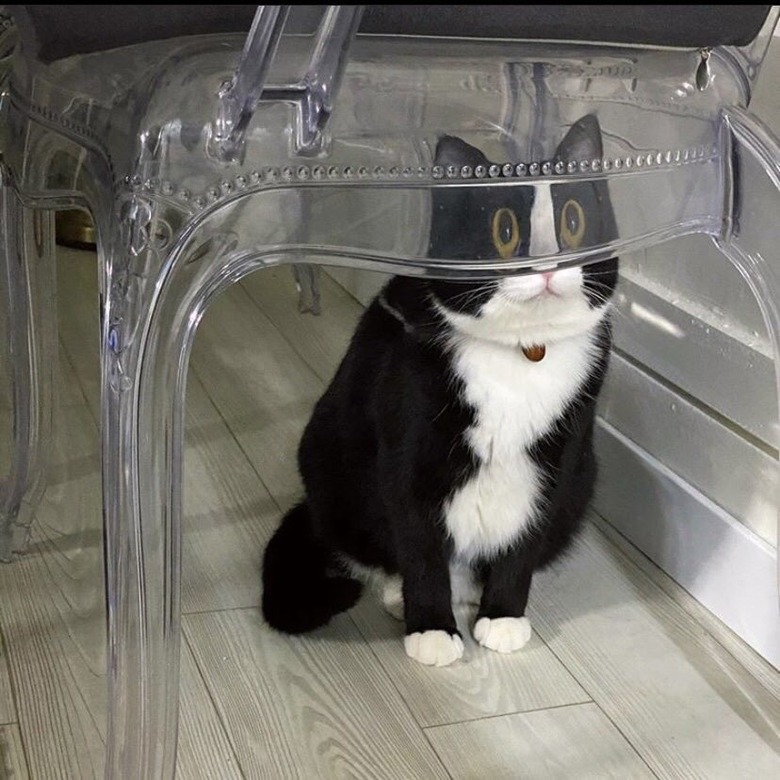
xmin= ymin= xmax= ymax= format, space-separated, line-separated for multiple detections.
xmin=594 ymin=419 xmax=779 ymax=669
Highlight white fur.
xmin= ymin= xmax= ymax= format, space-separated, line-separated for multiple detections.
xmin=442 ymin=273 xmax=606 ymax=348
xmin=404 ymin=630 xmax=464 ymax=666
xmin=473 ymin=616 xmax=532 ymax=653
xmin=443 ymin=324 xmax=601 ymax=561
xmin=344 ymin=313 xmax=602 ymax=571
xmin=529 ymin=183 xmax=560 ymax=257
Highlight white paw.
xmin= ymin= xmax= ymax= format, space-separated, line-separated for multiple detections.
xmin=381 ymin=576 xmax=404 ymax=621
xmin=473 ymin=616 xmax=532 ymax=653
xmin=404 ymin=630 xmax=464 ymax=667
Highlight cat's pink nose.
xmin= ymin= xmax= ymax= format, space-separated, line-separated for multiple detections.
xmin=541 ymin=271 xmax=555 ymax=287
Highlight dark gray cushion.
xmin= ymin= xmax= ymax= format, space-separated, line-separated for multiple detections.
xmin=361 ymin=6 xmax=773 ymax=48
xmin=14 ymin=5 xmax=773 ymax=63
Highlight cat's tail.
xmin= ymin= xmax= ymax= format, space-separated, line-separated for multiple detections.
xmin=261 ymin=501 xmax=363 ymax=634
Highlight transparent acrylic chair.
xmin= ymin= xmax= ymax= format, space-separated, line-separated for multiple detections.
xmin=1 ymin=4 xmax=779 ymax=777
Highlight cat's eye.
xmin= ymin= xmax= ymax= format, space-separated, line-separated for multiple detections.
xmin=560 ymin=199 xmax=586 ymax=248
xmin=491 ymin=207 xmax=521 ymax=259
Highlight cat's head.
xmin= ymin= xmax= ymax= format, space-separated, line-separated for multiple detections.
xmin=426 ymin=115 xmax=619 ymax=348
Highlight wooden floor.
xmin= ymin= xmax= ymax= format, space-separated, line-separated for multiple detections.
xmin=0 ymin=247 xmax=778 ymax=779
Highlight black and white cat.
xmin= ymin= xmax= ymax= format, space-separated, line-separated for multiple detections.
xmin=262 ymin=115 xmax=618 ymax=666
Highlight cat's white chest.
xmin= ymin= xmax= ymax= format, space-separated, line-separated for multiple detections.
xmin=444 ymin=332 xmax=595 ymax=561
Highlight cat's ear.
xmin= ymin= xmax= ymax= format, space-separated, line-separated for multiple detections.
xmin=554 ymin=114 xmax=604 ymax=163
xmin=433 ymin=135 xmax=492 ymax=168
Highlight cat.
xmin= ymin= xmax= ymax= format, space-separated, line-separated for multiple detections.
xmin=262 ymin=114 xmax=619 ymax=666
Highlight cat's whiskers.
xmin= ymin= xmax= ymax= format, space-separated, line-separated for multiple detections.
xmin=439 ymin=284 xmax=497 ymax=311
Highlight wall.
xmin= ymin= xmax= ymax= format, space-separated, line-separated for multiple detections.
xmin=593 ymin=36 xmax=780 ymax=667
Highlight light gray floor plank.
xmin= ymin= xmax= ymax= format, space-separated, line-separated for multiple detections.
xmin=56 ymin=247 xmax=273 ymax=614
xmin=184 ymin=609 xmax=449 ymax=779
xmin=0 ymin=400 xmax=106 ymax=779
xmin=529 ymin=524 xmax=780 ymax=779
xmin=2 ymin=529 xmax=243 ymax=779
xmin=593 ymin=513 xmax=780 ymax=701
xmin=0 ymin=527 xmax=106 ymax=779
xmin=0 ymin=289 xmax=84 ymax=414
xmin=2 ymin=257 xmax=247 ymax=775
xmin=177 ymin=643 xmax=243 ymax=780
xmin=1 ymin=400 xmax=116 ymax=776
xmin=350 ymin=597 xmax=590 ymax=728
xmin=55 ymin=347 xmax=89 ymax=410
xmin=191 ymin=281 xmax=320 ymax=508
xmin=0 ymin=637 xmax=15 ymax=725
xmin=0 ymin=724 xmax=30 ymax=780
xmin=181 ymin=375 xmax=276 ymax=614
xmin=240 ymin=266 xmax=364 ymax=384
xmin=0 ymin=398 xmax=252 ymax=779
xmin=55 ymin=250 xmax=102 ymax=416
xmin=426 ymin=702 xmax=654 ymax=780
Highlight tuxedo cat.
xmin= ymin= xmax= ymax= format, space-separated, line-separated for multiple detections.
xmin=262 ymin=114 xmax=618 ymax=666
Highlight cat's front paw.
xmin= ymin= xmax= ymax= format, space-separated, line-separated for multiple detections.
xmin=473 ymin=616 xmax=532 ymax=653
xmin=404 ymin=630 xmax=464 ymax=667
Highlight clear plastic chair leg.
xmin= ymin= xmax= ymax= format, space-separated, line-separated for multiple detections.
xmin=717 ymin=107 xmax=780 ymax=606
xmin=0 ymin=172 xmax=55 ymax=561
xmin=101 ymin=228 xmax=226 ymax=778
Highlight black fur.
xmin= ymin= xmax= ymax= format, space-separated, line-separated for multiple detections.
xmin=262 ymin=115 xmax=619 ymax=643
